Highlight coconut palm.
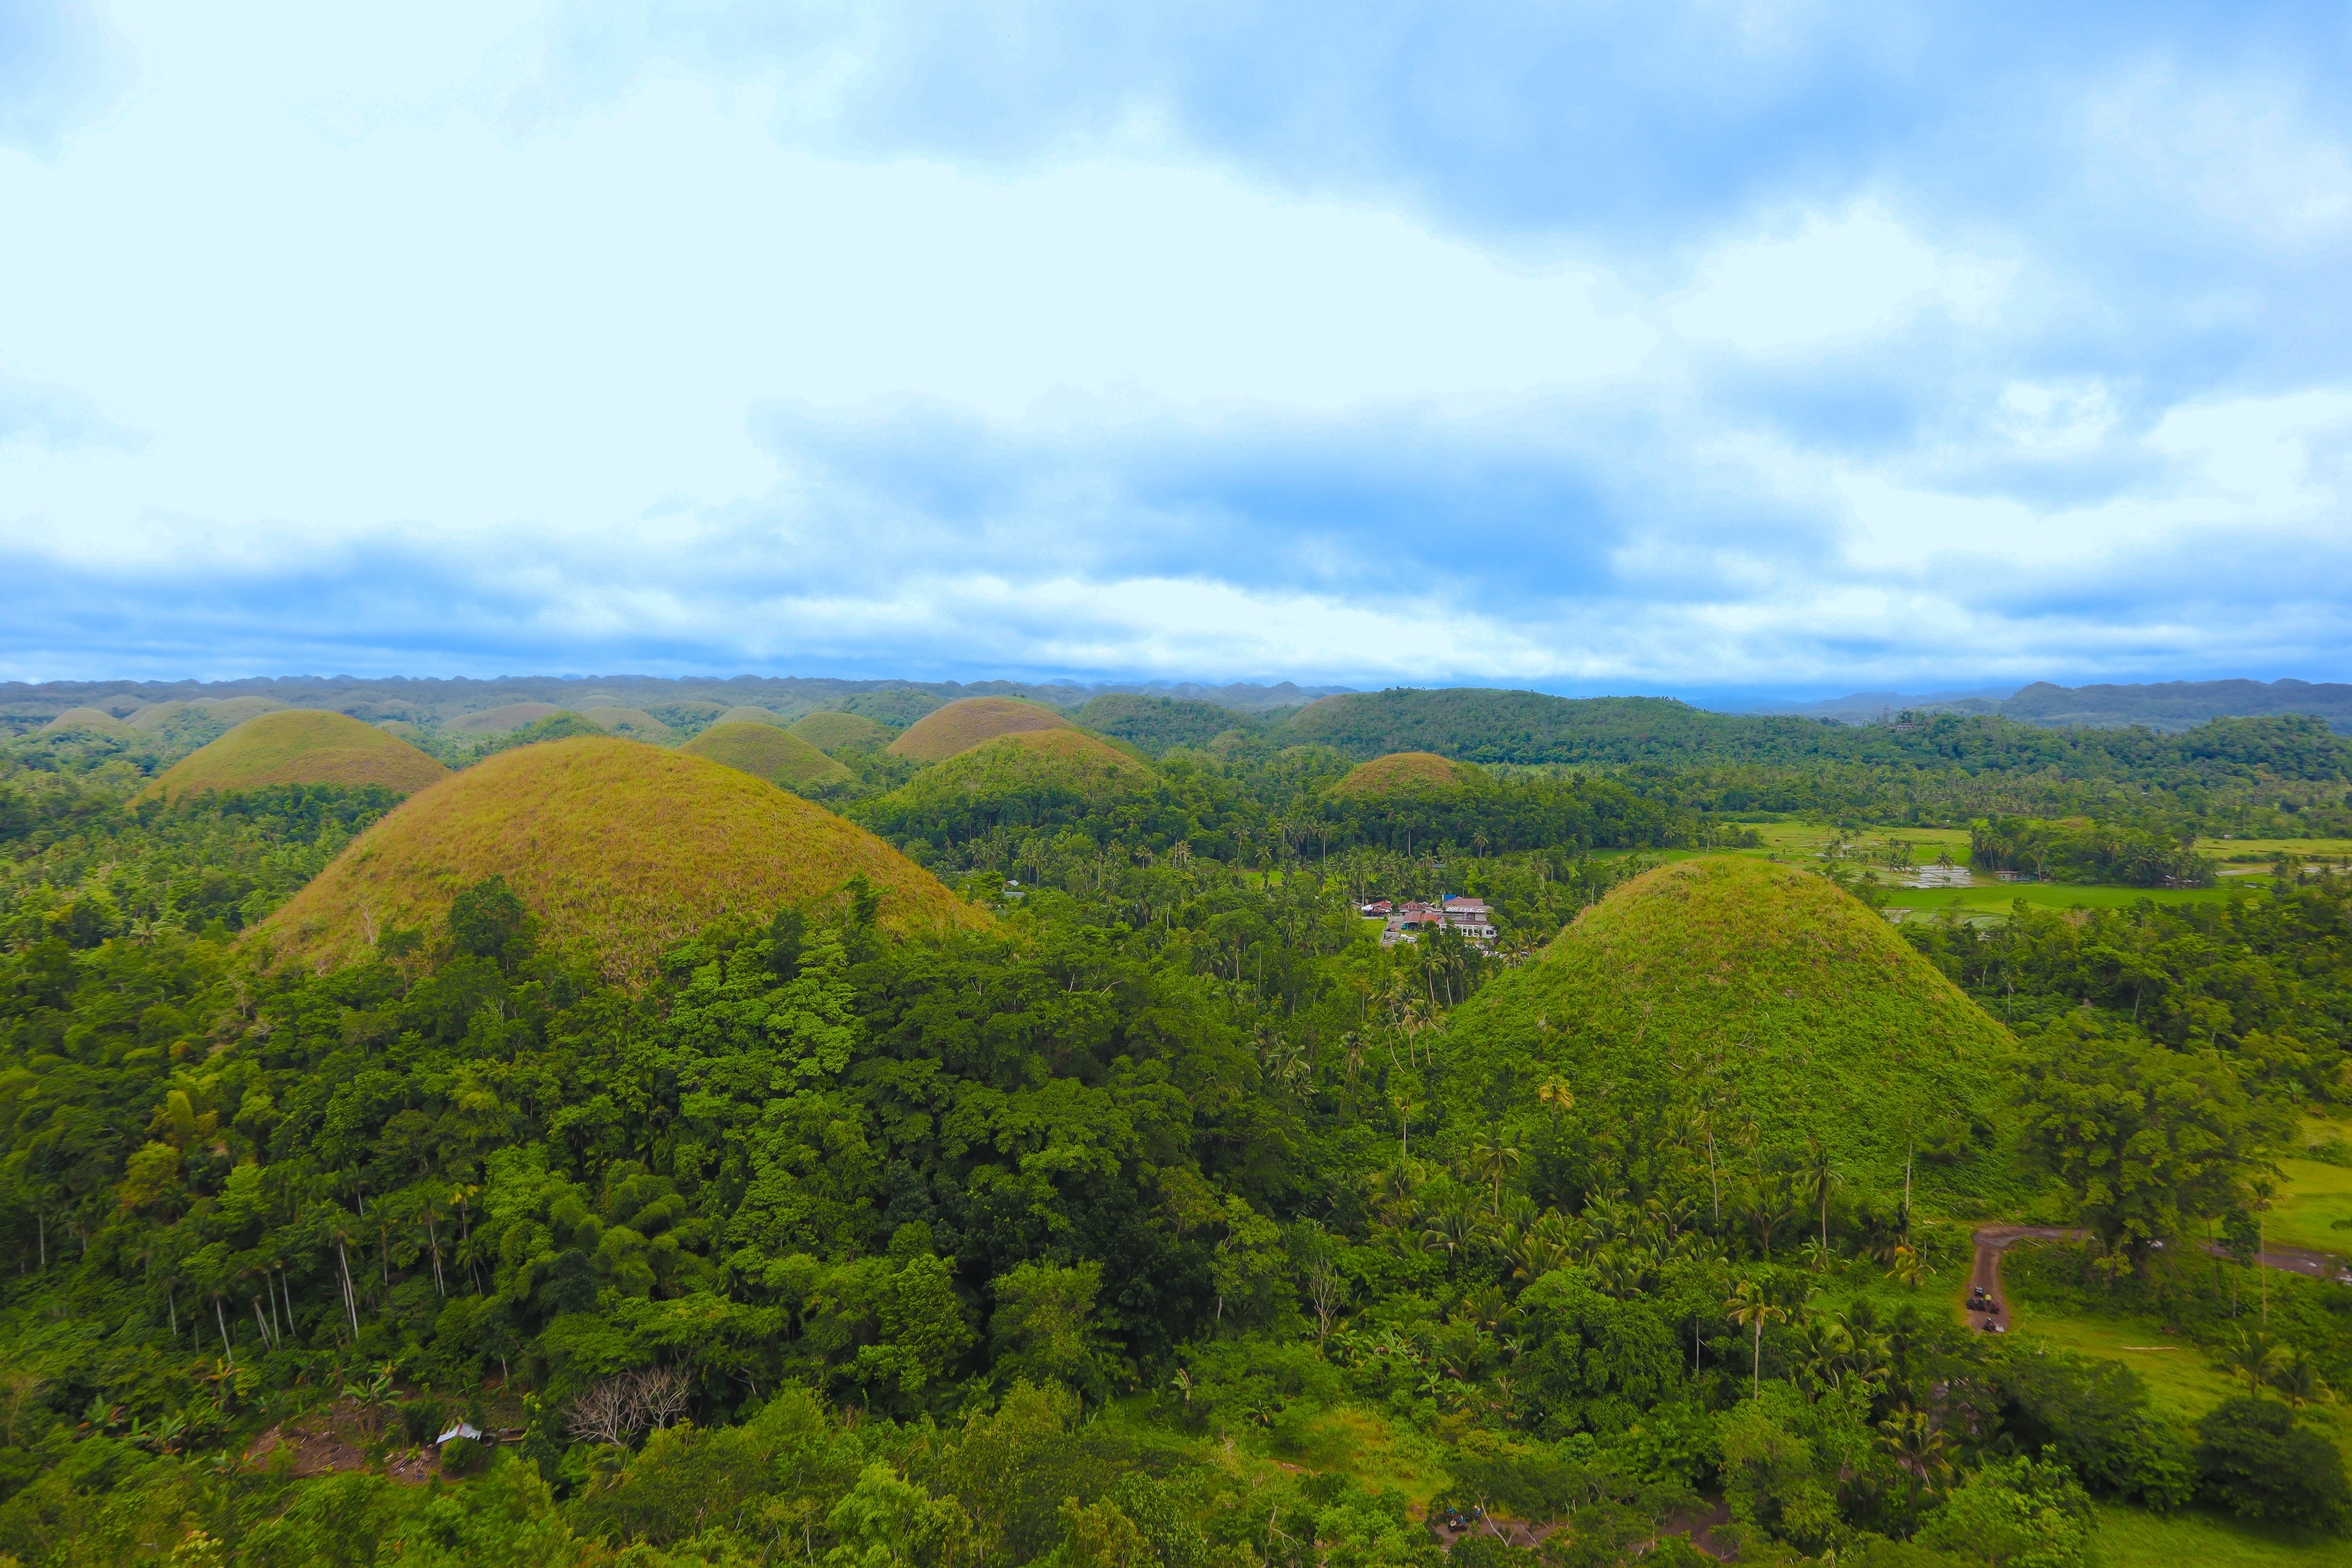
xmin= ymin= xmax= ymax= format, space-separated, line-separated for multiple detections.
xmin=1536 ymin=1073 xmax=1575 ymax=1131
xmin=1878 ymin=1406 xmax=1951 ymax=1509
xmin=1465 ymin=1130 xmax=1523 ymax=1217
xmin=2268 ymin=1348 xmax=2333 ymax=1407
xmin=1724 ymin=1278 xmax=1788 ymax=1399
xmin=1798 ymin=1137 xmax=1841 ymax=1253
xmin=2221 ymin=1328 xmax=2287 ymax=1396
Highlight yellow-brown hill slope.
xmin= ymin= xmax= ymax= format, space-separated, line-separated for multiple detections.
xmin=1440 ymin=856 xmax=2015 ymax=1198
xmin=887 ymin=697 xmax=1073 ymax=763
xmin=42 ymin=707 xmax=136 ymax=738
xmin=790 ymin=711 xmax=895 ymax=753
xmin=139 ymin=710 xmax=449 ymax=802
xmin=1330 ymin=751 xmax=1488 ymax=797
xmin=680 ymin=721 xmax=852 ymax=791
xmin=257 ymin=736 xmax=983 ymax=985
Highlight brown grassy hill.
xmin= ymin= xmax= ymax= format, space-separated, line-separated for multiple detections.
xmin=256 ymin=736 xmax=984 ymax=985
xmin=1329 ymin=751 xmax=1488 ymax=797
xmin=717 ymin=706 xmax=787 ymax=728
xmin=791 ymin=711 xmax=895 ymax=753
xmin=139 ymin=710 xmax=450 ymax=803
xmin=887 ymin=697 xmax=1074 ymax=764
xmin=1441 ymin=857 xmax=2016 ymax=1199
xmin=42 ymin=707 xmax=136 ymax=739
xmin=583 ymin=706 xmax=678 ymax=744
xmin=681 ymin=721 xmax=853 ymax=791
xmin=448 ymin=702 xmax=565 ymax=735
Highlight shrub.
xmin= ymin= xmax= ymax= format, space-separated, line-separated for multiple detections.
xmin=1989 ymin=1345 xmax=2194 ymax=1509
xmin=2194 ymin=1398 xmax=2352 ymax=1532
xmin=397 ymin=1399 xmax=445 ymax=1447
xmin=1915 ymin=1457 xmax=2094 ymax=1568
xmin=438 ymin=1434 xmax=491 ymax=1476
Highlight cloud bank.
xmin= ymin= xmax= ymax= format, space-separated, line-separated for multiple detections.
xmin=2 ymin=2 xmax=2349 ymax=691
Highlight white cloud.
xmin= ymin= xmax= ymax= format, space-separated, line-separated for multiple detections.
xmin=1667 ymin=203 xmax=2013 ymax=355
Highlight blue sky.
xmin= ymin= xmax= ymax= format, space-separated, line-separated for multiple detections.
xmin=3 ymin=2 xmax=2350 ymax=695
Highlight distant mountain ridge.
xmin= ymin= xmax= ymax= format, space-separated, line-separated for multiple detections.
xmin=1748 ymin=677 xmax=2352 ymax=733
xmin=0 ymin=674 xmax=1350 ymax=734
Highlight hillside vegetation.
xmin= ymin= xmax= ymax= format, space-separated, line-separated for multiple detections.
xmin=789 ymin=710 xmax=895 ymax=753
xmin=583 ymin=706 xmax=680 ymax=744
xmin=681 ymin=720 xmax=855 ymax=792
xmin=40 ymin=707 xmax=134 ymax=738
xmin=136 ymin=710 xmax=448 ymax=803
xmin=1074 ymin=693 xmax=1254 ymax=754
xmin=1443 ymin=856 xmax=2016 ymax=1199
xmin=859 ymin=728 xmax=1154 ymax=846
xmin=887 ymin=696 xmax=1075 ymax=762
xmin=258 ymin=735 xmax=983 ymax=984
xmin=447 ymin=702 xmax=564 ymax=734
xmin=1330 ymin=750 xmax=1489 ymax=797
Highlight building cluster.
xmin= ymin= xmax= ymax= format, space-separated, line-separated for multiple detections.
xmin=1359 ymin=895 xmax=1497 ymax=950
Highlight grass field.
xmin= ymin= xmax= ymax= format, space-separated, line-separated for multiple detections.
xmin=2267 ymin=1151 xmax=2352 ymax=1259
xmin=1640 ymin=818 xmax=2266 ymax=920
xmin=2095 ymin=1502 xmax=2344 ymax=1567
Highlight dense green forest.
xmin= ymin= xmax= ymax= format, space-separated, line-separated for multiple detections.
xmin=2 ymin=698 xmax=2350 ymax=1567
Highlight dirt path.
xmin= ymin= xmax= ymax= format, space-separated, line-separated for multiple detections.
xmin=1966 ymin=1225 xmax=2089 ymax=1330
xmin=2195 ymin=1238 xmax=2352 ymax=1284
xmin=1967 ymin=1225 xmax=2352 ymax=1332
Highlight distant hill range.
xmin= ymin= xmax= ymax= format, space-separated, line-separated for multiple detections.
xmin=0 ymin=674 xmax=1348 ymax=735
xmin=1748 ymin=678 xmax=2352 ymax=733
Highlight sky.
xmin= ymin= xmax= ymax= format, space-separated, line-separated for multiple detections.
xmin=3 ymin=2 xmax=2351 ymax=697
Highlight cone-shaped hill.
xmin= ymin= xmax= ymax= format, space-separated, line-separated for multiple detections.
xmin=887 ymin=697 xmax=1073 ymax=764
xmin=1439 ymin=856 xmax=2015 ymax=1200
xmin=1330 ymin=751 xmax=1489 ymax=797
xmin=862 ymin=728 xmax=1154 ymax=839
xmin=583 ymin=706 xmax=678 ymax=744
xmin=42 ymin=707 xmax=136 ymax=739
xmin=138 ymin=710 xmax=449 ymax=803
xmin=681 ymin=720 xmax=853 ymax=791
xmin=448 ymin=702 xmax=565 ymax=735
xmin=790 ymin=710 xmax=895 ymax=753
xmin=256 ymin=736 xmax=984 ymax=986
xmin=717 ymin=705 xmax=788 ymax=728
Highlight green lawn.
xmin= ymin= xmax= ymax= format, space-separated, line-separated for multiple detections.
xmin=1882 ymin=881 xmax=2252 ymax=919
xmin=1632 ymin=818 xmax=2261 ymax=920
xmin=2095 ymin=1502 xmax=2346 ymax=1567
xmin=2267 ymin=1153 xmax=2352 ymax=1259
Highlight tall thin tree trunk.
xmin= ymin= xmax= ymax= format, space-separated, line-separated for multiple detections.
xmin=216 ymin=1296 xmax=234 ymax=1366
xmin=337 ymin=1239 xmax=361 ymax=1337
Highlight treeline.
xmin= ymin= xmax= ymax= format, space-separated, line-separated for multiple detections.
xmin=1968 ymin=816 xmax=2216 ymax=887
xmin=1902 ymin=870 xmax=2352 ymax=1101
xmin=855 ymin=750 xmax=1698 ymax=873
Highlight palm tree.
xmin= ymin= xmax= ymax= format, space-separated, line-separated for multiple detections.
xmin=1535 ymin=1073 xmax=1575 ymax=1133
xmin=2268 ymin=1348 xmax=2333 ymax=1408
xmin=2222 ymin=1328 xmax=2285 ymax=1396
xmin=1799 ymin=1137 xmax=1840 ymax=1253
xmin=1724 ymin=1278 xmax=1788 ymax=1399
xmin=1877 ymin=1406 xmax=1951 ymax=1510
xmin=1466 ymin=1131 xmax=1523 ymax=1217
xmin=1884 ymin=1243 xmax=1932 ymax=1290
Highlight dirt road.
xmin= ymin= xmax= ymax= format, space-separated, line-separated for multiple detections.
xmin=1967 ymin=1225 xmax=2352 ymax=1331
